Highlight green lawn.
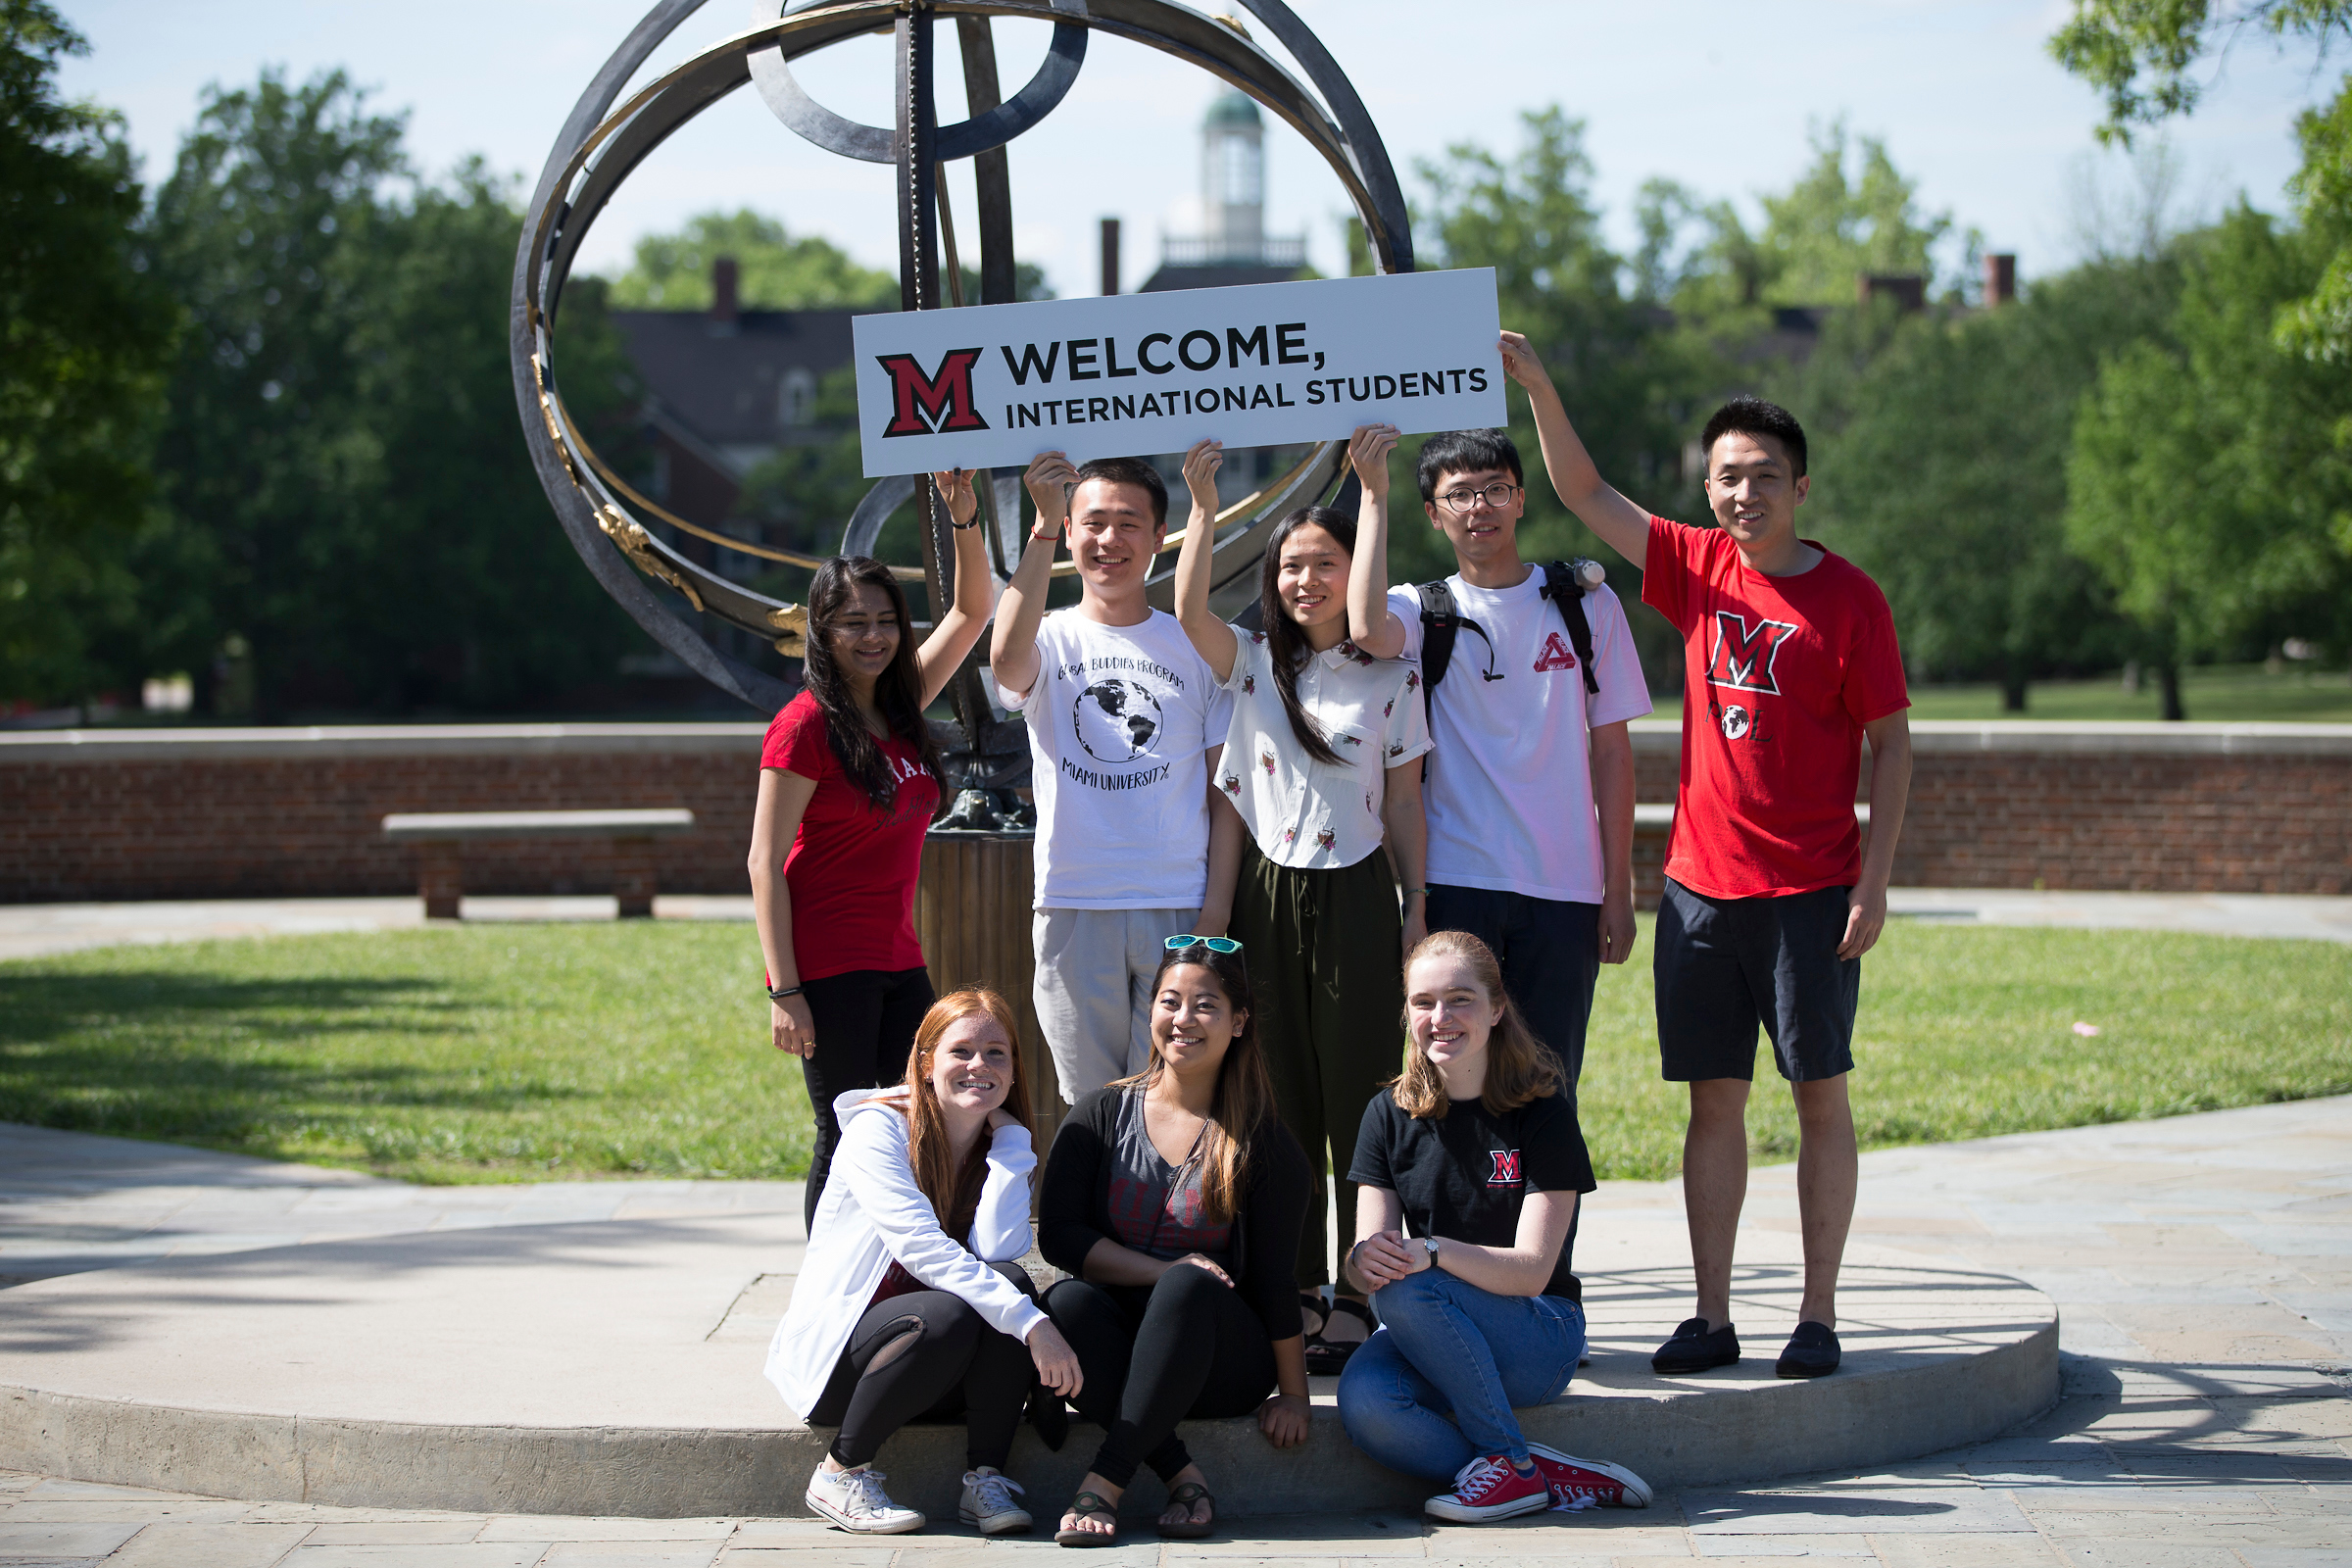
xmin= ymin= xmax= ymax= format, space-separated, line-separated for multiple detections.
xmin=1 ymin=919 xmax=2345 ymax=1185
xmin=1648 ymin=660 xmax=2352 ymax=725
xmin=0 ymin=924 xmax=803 ymax=1184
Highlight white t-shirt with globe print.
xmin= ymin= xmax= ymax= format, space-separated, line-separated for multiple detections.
xmin=1005 ymin=607 xmax=1234 ymax=908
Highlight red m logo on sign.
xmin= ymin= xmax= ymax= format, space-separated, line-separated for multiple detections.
xmin=1489 ymin=1150 xmax=1522 ymax=1186
xmin=874 ymin=348 xmax=991 ymax=437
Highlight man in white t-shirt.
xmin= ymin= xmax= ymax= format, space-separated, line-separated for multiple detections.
xmin=991 ymin=452 xmax=1239 ymax=1103
xmin=1376 ymin=429 xmax=1651 ymax=1087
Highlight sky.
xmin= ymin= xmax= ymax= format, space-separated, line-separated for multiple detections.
xmin=54 ymin=0 xmax=2336 ymax=302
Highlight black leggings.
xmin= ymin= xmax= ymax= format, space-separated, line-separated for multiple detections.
xmin=800 ymin=965 xmax=936 ymax=1233
xmin=807 ymin=1260 xmax=1040 ymax=1471
xmin=1045 ymin=1264 xmax=1276 ymax=1488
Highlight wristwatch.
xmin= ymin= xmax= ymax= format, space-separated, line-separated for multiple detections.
xmin=1417 ymin=1236 xmax=1441 ymax=1269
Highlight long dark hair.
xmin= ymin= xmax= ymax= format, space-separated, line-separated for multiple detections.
xmin=802 ymin=555 xmax=945 ymax=813
xmin=1113 ymin=944 xmax=1274 ymax=1224
xmin=1256 ymin=506 xmax=1354 ymax=767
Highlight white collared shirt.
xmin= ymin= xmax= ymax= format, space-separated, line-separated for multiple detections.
xmin=1215 ymin=629 xmax=1432 ymax=870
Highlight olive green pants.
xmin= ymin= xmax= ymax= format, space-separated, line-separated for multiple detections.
xmin=1231 ymin=839 xmax=1407 ymax=1289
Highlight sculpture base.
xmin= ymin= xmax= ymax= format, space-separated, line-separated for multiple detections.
xmin=0 ymin=1204 xmax=2056 ymax=1517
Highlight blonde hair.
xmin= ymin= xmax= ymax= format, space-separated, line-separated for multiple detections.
xmin=1112 ymin=945 xmax=1272 ymax=1224
xmin=898 ymin=988 xmax=1032 ymax=1236
xmin=1388 ymin=930 xmax=1562 ymax=1120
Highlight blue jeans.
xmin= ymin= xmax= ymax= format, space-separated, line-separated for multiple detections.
xmin=1336 ymin=1269 xmax=1586 ymax=1481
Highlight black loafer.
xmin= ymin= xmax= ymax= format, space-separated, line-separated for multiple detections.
xmin=1651 ymin=1316 xmax=1740 ymax=1374
xmin=1776 ymin=1321 xmax=1840 ymax=1378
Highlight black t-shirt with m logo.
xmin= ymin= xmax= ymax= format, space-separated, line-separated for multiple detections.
xmin=1348 ymin=1089 xmax=1593 ymax=1301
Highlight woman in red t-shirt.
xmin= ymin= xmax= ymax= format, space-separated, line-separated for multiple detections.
xmin=751 ymin=469 xmax=994 ymax=1230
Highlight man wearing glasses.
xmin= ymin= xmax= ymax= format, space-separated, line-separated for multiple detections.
xmin=1352 ymin=426 xmax=1650 ymax=1109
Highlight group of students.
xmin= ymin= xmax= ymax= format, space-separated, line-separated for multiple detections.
xmin=747 ymin=333 xmax=1914 ymax=1540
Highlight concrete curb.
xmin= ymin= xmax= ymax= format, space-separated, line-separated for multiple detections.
xmin=0 ymin=1288 xmax=2058 ymax=1519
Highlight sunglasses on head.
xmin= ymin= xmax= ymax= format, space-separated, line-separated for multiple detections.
xmin=1163 ymin=935 xmax=1243 ymax=954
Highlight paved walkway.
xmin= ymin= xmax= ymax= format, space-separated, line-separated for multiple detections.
xmin=4 ymin=888 xmax=2348 ymax=962
xmin=1 ymin=1098 xmax=2344 ymax=1565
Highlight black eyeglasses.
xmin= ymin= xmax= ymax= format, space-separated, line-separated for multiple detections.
xmin=1163 ymin=935 xmax=1243 ymax=953
xmin=1436 ymin=481 xmax=1520 ymax=514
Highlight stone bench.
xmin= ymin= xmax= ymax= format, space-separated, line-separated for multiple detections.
xmin=380 ymin=808 xmax=697 ymax=919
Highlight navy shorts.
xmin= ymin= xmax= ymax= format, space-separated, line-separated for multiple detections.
xmin=1654 ymin=877 xmax=1857 ymax=1084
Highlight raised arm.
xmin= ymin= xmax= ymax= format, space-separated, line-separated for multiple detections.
xmin=914 ymin=468 xmax=996 ymax=707
xmin=1498 ymin=331 xmax=1652 ymax=564
xmin=987 ymin=450 xmax=1076 ymax=703
xmin=1344 ymin=423 xmax=1409 ymax=659
xmin=1171 ymin=437 xmax=1239 ymax=682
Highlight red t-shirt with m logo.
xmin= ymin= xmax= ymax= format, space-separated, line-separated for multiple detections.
xmin=1642 ymin=517 xmax=1908 ymax=899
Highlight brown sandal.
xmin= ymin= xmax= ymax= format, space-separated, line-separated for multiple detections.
xmin=1054 ymin=1490 xmax=1119 ymax=1547
xmin=1157 ymin=1480 xmax=1216 ymax=1540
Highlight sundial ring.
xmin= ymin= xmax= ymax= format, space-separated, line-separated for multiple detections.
xmin=747 ymin=0 xmax=1089 ymax=165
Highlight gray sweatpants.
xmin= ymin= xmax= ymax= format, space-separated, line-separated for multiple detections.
xmin=1032 ymin=906 xmax=1200 ymax=1104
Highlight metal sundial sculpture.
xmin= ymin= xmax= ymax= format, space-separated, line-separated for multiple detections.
xmin=510 ymin=0 xmax=1413 ymax=777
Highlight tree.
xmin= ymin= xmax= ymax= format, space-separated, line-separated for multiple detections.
xmin=2050 ymin=1 xmax=2352 ymax=359
xmin=2049 ymin=2 xmax=2352 ymax=696
xmin=135 ymin=69 xmax=409 ymax=713
xmin=135 ymin=70 xmax=649 ymax=715
xmin=0 ymin=0 xmax=175 ymax=706
xmin=606 ymin=209 xmax=897 ymax=310
xmin=1637 ymin=122 xmax=1958 ymax=314
xmin=2281 ymin=77 xmax=2352 ymax=361
xmin=2049 ymin=1 xmax=2351 ymax=133
xmin=1780 ymin=256 xmax=2180 ymax=710
xmin=1413 ymin=109 xmax=1694 ymax=686
xmin=2064 ymin=205 xmax=2352 ymax=713
xmin=335 ymin=165 xmax=648 ymax=711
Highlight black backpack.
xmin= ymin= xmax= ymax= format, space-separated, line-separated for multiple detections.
xmin=1414 ymin=559 xmax=1602 ymax=699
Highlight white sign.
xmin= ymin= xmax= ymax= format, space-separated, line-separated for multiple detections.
xmin=850 ymin=269 xmax=1505 ymax=476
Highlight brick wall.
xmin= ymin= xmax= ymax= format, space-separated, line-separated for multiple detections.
xmin=2 ymin=720 xmax=2346 ymax=904
xmin=0 ymin=727 xmax=765 ymax=904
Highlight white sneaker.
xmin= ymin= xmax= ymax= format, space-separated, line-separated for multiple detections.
xmin=806 ymin=1462 xmax=925 ymax=1534
xmin=958 ymin=1467 xmax=1033 ymax=1535
xmin=1527 ymin=1444 xmax=1653 ymax=1508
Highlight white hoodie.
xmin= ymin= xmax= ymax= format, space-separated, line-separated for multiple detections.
xmin=764 ymin=1087 xmax=1047 ymax=1417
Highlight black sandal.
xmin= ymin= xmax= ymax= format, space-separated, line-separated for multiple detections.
xmin=1054 ymin=1490 xmax=1119 ymax=1548
xmin=1303 ymin=1297 xmax=1375 ymax=1376
xmin=1157 ymin=1480 xmax=1216 ymax=1540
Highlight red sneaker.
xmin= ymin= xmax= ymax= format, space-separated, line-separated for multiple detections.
xmin=1527 ymin=1445 xmax=1653 ymax=1508
xmin=1424 ymin=1455 xmax=1551 ymax=1523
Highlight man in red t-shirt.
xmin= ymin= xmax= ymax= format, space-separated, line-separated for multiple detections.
xmin=1499 ymin=332 xmax=1912 ymax=1382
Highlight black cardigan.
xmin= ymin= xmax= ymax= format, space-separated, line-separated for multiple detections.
xmin=1039 ymin=1084 xmax=1308 ymax=1344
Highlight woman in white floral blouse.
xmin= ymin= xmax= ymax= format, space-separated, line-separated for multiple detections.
xmin=1170 ymin=425 xmax=1431 ymax=1372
